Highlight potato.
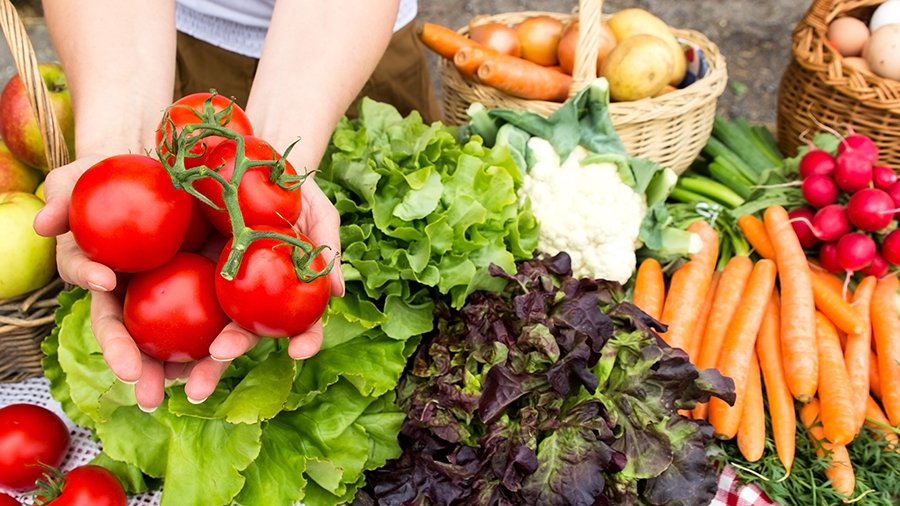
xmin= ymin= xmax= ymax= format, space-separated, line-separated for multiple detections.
xmin=606 ymin=8 xmax=687 ymax=86
xmin=601 ymin=34 xmax=674 ymax=101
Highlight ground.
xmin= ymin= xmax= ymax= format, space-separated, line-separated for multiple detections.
xmin=1 ymin=0 xmax=809 ymax=128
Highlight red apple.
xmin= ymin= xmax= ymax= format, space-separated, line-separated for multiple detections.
xmin=0 ymin=62 xmax=75 ymax=172
xmin=0 ymin=139 xmax=41 ymax=193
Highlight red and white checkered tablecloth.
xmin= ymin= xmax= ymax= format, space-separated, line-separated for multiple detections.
xmin=711 ymin=465 xmax=778 ymax=506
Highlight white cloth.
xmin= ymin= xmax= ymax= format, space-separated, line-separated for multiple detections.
xmin=175 ymin=0 xmax=418 ymax=58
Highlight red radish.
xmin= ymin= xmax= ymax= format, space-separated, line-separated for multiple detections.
xmin=886 ymin=180 xmax=900 ymax=207
xmin=846 ymin=187 xmax=897 ymax=231
xmin=834 ymin=150 xmax=873 ymax=193
xmin=836 ymin=232 xmax=877 ymax=272
xmin=872 ymin=165 xmax=898 ymax=190
xmin=862 ymin=251 xmax=889 ymax=277
xmin=798 ymin=149 xmax=837 ymax=178
xmin=819 ymin=242 xmax=843 ymax=273
xmin=810 ymin=204 xmax=852 ymax=242
xmin=801 ymin=174 xmax=840 ymax=208
xmin=836 ymin=131 xmax=879 ymax=164
xmin=881 ymin=228 xmax=900 ymax=266
xmin=788 ymin=207 xmax=820 ymax=248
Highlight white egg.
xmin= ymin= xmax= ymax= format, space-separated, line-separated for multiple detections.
xmin=869 ymin=0 xmax=900 ymax=32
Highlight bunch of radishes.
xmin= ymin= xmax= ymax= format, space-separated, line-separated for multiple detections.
xmin=790 ymin=130 xmax=900 ymax=278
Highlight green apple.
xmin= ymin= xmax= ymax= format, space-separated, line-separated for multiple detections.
xmin=0 ymin=62 xmax=75 ymax=172
xmin=0 ymin=191 xmax=56 ymax=299
xmin=0 ymin=139 xmax=41 ymax=193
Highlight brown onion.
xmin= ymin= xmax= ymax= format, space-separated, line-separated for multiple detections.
xmin=468 ymin=22 xmax=521 ymax=57
xmin=515 ymin=15 xmax=564 ymax=66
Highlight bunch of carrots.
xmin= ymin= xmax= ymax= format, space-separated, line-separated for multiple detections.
xmin=418 ymin=22 xmax=573 ymax=102
xmin=633 ymin=204 xmax=900 ymax=499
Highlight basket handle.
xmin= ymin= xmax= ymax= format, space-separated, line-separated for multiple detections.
xmin=569 ymin=0 xmax=603 ymax=97
xmin=0 ymin=0 xmax=69 ymax=170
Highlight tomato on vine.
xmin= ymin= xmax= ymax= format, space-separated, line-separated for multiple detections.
xmin=156 ymin=91 xmax=254 ymax=169
xmin=0 ymin=404 xmax=70 ymax=491
xmin=124 ymin=252 xmax=230 ymax=362
xmin=192 ymin=136 xmax=304 ymax=235
xmin=214 ymin=226 xmax=331 ymax=337
xmin=69 ymin=154 xmax=193 ymax=273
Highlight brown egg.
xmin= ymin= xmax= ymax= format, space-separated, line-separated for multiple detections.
xmin=827 ymin=16 xmax=870 ymax=57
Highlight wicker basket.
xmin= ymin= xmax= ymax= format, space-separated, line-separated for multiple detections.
xmin=777 ymin=0 xmax=900 ymax=164
xmin=437 ymin=0 xmax=728 ymax=174
xmin=0 ymin=0 xmax=70 ymax=383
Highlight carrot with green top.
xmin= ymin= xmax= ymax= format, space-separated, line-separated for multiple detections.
xmin=632 ymin=258 xmax=665 ymax=321
xmin=799 ymin=398 xmax=856 ymax=498
xmin=815 ymin=311 xmax=858 ymax=445
xmin=756 ymin=289 xmax=795 ymax=475
xmin=737 ymin=214 xmax=775 ymax=260
xmin=871 ymin=274 xmax=900 ymax=425
xmin=692 ymin=256 xmax=753 ymax=420
xmin=660 ymin=220 xmax=719 ymax=353
xmin=764 ymin=205 xmax=817 ymax=402
xmin=686 ymin=271 xmax=720 ymax=364
xmin=810 ymin=270 xmax=866 ymax=335
xmin=844 ymin=276 xmax=875 ymax=431
xmin=708 ymin=258 xmax=777 ymax=439
xmin=865 ymin=395 xmax=899 ymax=451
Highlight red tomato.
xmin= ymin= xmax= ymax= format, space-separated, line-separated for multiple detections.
xmin=156 ymin=92 xmax=254 ymax=169
xmin=69 ymin=154 xmax=193 ymax=273
xmin=179 ymin=199 xmax=213 ymax=252
xmin=215 ymin=226 xmax=330 ymax=337
xmin=123 ymin=253 xmax=230 ymax=362
xmin=0 ymin=493 xmax=19 ymax=506
xmin=0 ymin=404 xmax=70 ymax=491
xmin=193 ymin=136 xmax=303 ymax=235
xmin=43 ymin=465 xmax=126 ymax=506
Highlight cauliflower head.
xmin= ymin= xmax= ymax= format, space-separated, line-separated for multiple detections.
xmin=521 ymin=137 xmax=646 ymax=283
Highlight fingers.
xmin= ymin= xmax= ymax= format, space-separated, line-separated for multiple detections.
xmin=299 ymin=180 xmax=344 ymax=296
xmin=33 ymin=158 xmax=96 ymax=237
xmin=90 ymin=290 xmax=142 ymax=384
xmin=134 ymin=355 xmax=165 ymax=412
xmin=208 ymin=322 xmax=260 ymax=362
xmin=56 ymin=232 xmax=117 ymax=291
xmin=287 ymin=320 xmax=324 ymax=360
xmin=184 ymin=357 xmax=231 ymax=404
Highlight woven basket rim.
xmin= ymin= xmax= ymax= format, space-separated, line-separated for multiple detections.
xmin=439 ymin=10 xmax=728 ymax=123
xmin=791 ymin=0 xmax=900 ymax=109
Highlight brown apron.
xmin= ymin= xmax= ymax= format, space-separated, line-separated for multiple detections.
xmin=174 ymin=20 xmax=442 ymax=124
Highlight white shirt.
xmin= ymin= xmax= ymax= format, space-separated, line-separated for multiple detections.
xmin=175 ymin=0 xmax=417 ymax=58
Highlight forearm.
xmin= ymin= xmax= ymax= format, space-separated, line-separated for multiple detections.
xmin=41 ymin=0 xmax=177 ymax=158
xmin=245 ymin=0 xmax=400 ymax=174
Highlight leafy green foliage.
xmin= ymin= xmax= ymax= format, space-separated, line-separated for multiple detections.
xmin=361 ymin=253 xmax=734 ymax=505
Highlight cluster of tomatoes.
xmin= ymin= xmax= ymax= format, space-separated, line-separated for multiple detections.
xmin=790 ymin=131 xmax=900 ymax=278
xmin=0 ymin=403 xmax=125 ymax=505
xmin=68 ymin=92 xmax=331 ymax=363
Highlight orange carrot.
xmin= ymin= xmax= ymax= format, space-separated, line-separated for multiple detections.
xmin=865 ymin=395 xmax=899 ymax=450
xmin=660 ymin=221 xmax=719 ymax=353
xmin=871 ymin=274 xmax=900 ymax=425
xmin=764 ymin=205 xmax=817 ymax=402
xmin=799 ymin=398 xmax=856 ymax=498
xmin=708 ymin=258 xmax=778 ymax=439
xmin=844 ymin=276 xmax=875 ymax=431
xmin=810 ymin=270 xmax=866 ymax=335
xmin=476 ymin=53 xmax=573 ymax=102
xmin=686 ymin=271 xmax=720 ymax=364
xmin=809 ymin=266 xmax=846 ymax=298
xmin=737 ymin=214 xmax=775 ymax=260
xmin=870 ymin=349 xmax=882 ymax=401
xmin=756 ymin=289 xmax=795 ymax=475
xmin=692 ymin=256 xmax=754 ymax=420
xmin=815 ymin=312 xmax=858 ymax=445
xmin=418 ymin=22 xmax=479 ymax=59
xmin=737 ymin=349 xmax=766 ymax=462
xmin=453 ymin=45 xmax=498 ymax=78
xmin=632 ymin=258 xmax=666 ymax=321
